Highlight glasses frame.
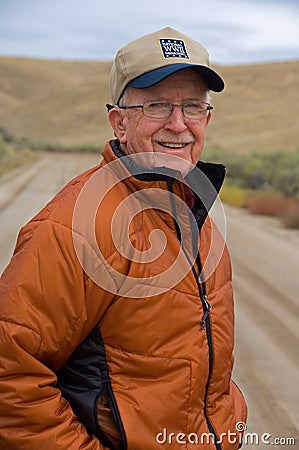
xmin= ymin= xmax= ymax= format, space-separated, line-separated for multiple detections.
xmin=106 ymin=101 xmax=213 ymax=120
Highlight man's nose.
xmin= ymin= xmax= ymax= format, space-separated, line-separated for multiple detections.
xmin=164 ymin=106 xmax=188 ymax=133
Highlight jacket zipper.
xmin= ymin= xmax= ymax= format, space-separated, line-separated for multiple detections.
xmin=168 ymin=180 xmax=221 ymax=450
xmin=200 ymin=294 xmax=212 ymax=330
xmin=191 ymin=264 xmax=221 ymax=450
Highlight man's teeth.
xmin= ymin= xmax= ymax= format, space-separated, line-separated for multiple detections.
xmin=159 ymin=142 xmax=188 ymax=148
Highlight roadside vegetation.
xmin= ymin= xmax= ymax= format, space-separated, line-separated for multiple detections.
xmin=203 ymin=148 xmax=299 ymax=229
xmin=29 ymin=141 xmax=100 ymax=153
xmin=0 ymin=127 xmax=37 ymax=176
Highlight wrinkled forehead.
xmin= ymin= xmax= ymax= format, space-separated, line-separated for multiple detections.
xmin=123 ymin=68 xmax=208 ymax=103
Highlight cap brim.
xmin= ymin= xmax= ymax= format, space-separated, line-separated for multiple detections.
xmin=128 ymin=63 xmax=224 ymax=92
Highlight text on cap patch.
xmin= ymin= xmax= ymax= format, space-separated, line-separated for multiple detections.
xmin=159 ymin=38 xmax=189 ymax=59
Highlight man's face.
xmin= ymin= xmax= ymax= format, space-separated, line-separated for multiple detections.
xmin=109 ymin=68 xmax=211 ymax=176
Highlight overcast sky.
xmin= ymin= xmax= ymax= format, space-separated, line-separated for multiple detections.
xmin=0 ymin=0 xmax=299 ymax=65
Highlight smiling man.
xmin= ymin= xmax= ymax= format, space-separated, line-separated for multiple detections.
xmin=0 ymin=27 xmax=247 ymax=450
xmin=109 ymin=68 xmax=211 ymax=176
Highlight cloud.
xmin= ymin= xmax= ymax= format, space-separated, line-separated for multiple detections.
xmin=0 ymin=0 xmax=298 ymax=63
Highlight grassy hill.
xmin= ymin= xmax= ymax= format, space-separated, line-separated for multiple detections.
xmin=207 ymin=61 xmax=299 ymax=153
xmin=0 ymin=56 xmax=298 ymax=153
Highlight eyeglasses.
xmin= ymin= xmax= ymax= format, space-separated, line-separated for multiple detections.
xmin=106 ymin=101 xmax=213 ymax=120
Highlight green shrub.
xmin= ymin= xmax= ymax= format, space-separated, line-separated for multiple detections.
xmin=204 ymin=147 xmax=299 ymax=197
xmin=219 ymin=184 xmax=247 ymax=208
xmin=0 ymin=126 xmax=15 ymax=143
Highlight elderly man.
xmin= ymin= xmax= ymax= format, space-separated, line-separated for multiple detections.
xmin=0 ymin=27 xmax=247 ymax=449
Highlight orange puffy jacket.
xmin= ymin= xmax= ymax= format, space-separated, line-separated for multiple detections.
xmin=0 ymin=140 xmax=247 ymax=449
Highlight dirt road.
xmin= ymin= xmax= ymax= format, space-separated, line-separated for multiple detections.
xmin=0 ymin=153 xmax=298 ymax=448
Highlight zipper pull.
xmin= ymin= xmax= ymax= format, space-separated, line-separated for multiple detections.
xmin=200 ymin=295 xmax=212 ymax=330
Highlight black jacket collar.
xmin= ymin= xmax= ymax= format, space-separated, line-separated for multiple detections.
xmin=110 ymin=139 xmax=226 ymax=227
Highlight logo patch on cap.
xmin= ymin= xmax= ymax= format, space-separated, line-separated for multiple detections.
xmin=159 ymin=38 xmax=189 ymax=59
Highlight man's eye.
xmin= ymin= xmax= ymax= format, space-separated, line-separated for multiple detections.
xmin=148 ymin=102 xmax=168 ymax=109
xmin=184 ymin=102 xmax=205 ymax=114
xmin=184 ymin=102 xmax=201 ymax=109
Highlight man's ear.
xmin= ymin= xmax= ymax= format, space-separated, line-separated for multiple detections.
xmin=108 ymin=108 xmax=127 ymax=143
xmin=206 ymin=110 xmax=212 ymax=126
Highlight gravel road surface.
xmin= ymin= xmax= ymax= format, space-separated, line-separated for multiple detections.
xmin=0 ymin=152 xmax=298 ymax=448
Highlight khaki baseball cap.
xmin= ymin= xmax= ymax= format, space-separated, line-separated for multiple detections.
xmin=109 ymin=26 xmax=224 ymax=104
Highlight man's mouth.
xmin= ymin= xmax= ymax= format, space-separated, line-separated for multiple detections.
xmin=157 ymin=142 xmax=190 ymax=149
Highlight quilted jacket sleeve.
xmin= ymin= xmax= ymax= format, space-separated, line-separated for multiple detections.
xmin=0 ymin=218 xmax=111 ymax=450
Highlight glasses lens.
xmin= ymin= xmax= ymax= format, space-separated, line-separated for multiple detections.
xmin=142 ymin=101 xmax=211 ymax=119
xmin=183 ymin=102 xmax=209 ymax=119
xmin=143 ymin=102 xmax=172 ymax=118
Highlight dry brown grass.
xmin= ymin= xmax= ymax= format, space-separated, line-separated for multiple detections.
xmin=0 ymin=56 xmax=298 ymax=153
xmin=0 ymin=57 xmax=113 ymax=149
xmin=207 ymin=61 xmax=299 ymax=153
